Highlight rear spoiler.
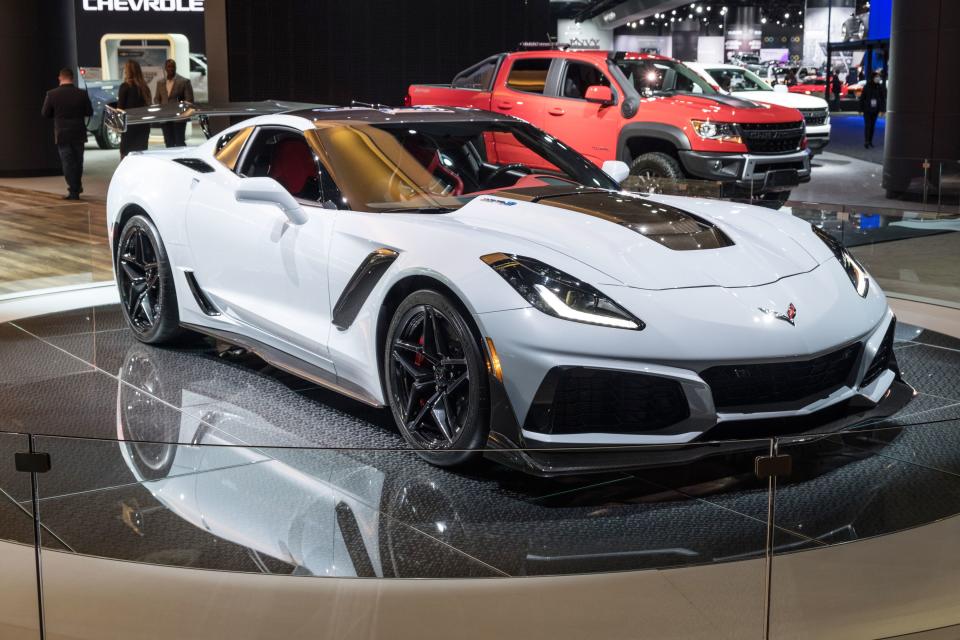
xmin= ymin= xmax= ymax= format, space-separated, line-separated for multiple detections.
xmin=104 ymin=100 xmax=326 ymax=138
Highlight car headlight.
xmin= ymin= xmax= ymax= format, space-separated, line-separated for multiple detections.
xmin=812 ymin=225 xmax=869 ymax=297
xmin=690 ymin=119 xmax=742 ymax=144
xmin=481 ymin=253 xmax=645 ymax=330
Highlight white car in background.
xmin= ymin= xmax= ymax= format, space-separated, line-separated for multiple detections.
xmin=687 ymin=62 xmax=831 ymax=155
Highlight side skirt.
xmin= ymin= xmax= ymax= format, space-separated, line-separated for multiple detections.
xmin=181 ymin=322 xmax=384 ymax=408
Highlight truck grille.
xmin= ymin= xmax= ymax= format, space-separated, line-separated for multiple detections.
xmin=528 ymin=368 xmax=690 ymax=435
xmin=701 ymin=343 xmax=861 ymax=410
xmin=739 ymin=121 xmax=805 ymax=153
xmin=799 ymin=109 xmax=828 ymax=127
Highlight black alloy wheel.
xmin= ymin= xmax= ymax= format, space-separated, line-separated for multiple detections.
xmin=385 ymin=290 xmax=489 ymax=466
xmin=116 ymin=215 xmax=191 ymax=345
xmin=118 ymin=226 xmax=162 ymax=332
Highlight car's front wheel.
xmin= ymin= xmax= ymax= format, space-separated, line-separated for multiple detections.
xmin=95 ymin=120 xmax=121 ymax=149
xmin=116 ymin=215 xmax=192 ymax=345
xmin=384 ymin=290 xmax=489 ymax=466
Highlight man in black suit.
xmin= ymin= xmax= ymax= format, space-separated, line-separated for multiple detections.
xmin=154 ymin=59 xmax=195 ymax=147
xmin=41 ymin=68 xmax=93 ymax=200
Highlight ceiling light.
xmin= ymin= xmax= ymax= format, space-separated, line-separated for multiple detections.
xmin=761 ymin=16 xmax=767 ymax=23
xmin=639 ymin=18 xmax=644 ymax=24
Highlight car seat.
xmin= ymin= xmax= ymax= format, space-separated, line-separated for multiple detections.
xmin=269 ymin=138 xmax=316 ymax=197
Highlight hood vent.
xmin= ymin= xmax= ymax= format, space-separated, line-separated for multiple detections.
xmin=499 ymin=188 xmax=734 ymax=251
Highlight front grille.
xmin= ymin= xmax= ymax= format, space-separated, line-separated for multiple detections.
xmin=799 ymin=109 xmax=828 ymax=127
xmin=739 ymin=121 xmax=805 ymax=153
xmin=863 ymin=320 xmax=896 ymax=386
xmin=528 ymin=368 xmax=690 ymax=435
xmin=701 ymin=343 xmax=861 ymax=410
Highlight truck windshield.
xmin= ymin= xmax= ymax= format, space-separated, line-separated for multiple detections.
xmin=614 ymin=58 xmax=717 ymax=96
xmin=705 ymin=67 xmax=773 ymax=92
xmin=307 ymin=120 xmax=619 ymax=213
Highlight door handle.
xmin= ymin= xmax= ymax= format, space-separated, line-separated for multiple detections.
xmin=548 ymin=107 xmax=565 ymax=116
xmin=495 ymin=101 xmax=513 ymax=111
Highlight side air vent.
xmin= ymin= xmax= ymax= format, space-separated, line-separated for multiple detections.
xmin=332 ymin=249 xmax=400 ymax=330
xmin=862 ymin=319 xmax=896 ymax=386
xmin=183 ymin=271 xmax=221 ymax=316
xmin=173 ymin=158 xmax=216 ymax=173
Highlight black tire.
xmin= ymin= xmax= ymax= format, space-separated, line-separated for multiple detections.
xmin=116 ymin=214 xmax=191 ymax=345
xmin=383 ymin=289 xmax=489 ymax=467
xmin=94 ymin=120 xmax=120 ymax=149
xmin=629 ymin=151 xmax=685 ymax=180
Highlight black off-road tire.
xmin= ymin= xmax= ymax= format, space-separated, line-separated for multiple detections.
xmin=629 ymin=151 xmax=685 ymax=180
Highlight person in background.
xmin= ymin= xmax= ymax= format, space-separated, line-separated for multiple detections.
xmin=859 ymin=71 xmax=887 ymax=149
xmin=118 ymin=60 xmax=152 ymax=158
xmin=846 ymin=66 xmax=859 ymax=86
xmin=41 ymin=67 xmax=93 ymax=200
xmin=830 ymin=72 xmax=843 ymax=110
xmin=154 ymin=59 xmax=194 ymax=147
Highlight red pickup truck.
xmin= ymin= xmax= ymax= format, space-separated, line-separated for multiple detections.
xmin=408 ymin=50 xmax=811 ymax=202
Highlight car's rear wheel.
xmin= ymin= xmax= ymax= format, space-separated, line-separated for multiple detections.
xmin=384 ymin=290 xmax=489 ymax=466
xmin=116 ymin=215 xmax=192 ymax=345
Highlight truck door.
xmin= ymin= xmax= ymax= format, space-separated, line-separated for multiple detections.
xmin=490 ymin=57 xmax=555 ymax=167
xmin=539 ymin=60 xmax=621 ymax=166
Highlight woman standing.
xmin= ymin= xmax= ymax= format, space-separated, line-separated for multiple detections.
xmin=117 ymin=60 xmax=152 ymax=158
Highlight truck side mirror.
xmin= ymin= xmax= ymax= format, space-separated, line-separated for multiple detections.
xmin=585 ymin=85 xmax=614 ymax=106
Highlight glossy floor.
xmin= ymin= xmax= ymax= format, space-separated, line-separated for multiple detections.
xmin=1 ymin=304 xmax=960 ymax=582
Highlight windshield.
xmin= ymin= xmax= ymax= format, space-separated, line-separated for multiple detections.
xmin=613 ymin=58 xmax=717 ymax=96
xmin=704 ymin=67 xmax=773 ymax=92
xmin=307 ymin=120 xmax=618 ymax=212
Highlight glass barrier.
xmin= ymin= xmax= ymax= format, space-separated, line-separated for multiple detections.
xmin=0 ymin=432 xmax=41 ymax=640
xmin=622 ymin=175 xmax=724 ymax=200
xmin=784 ymin=200 xmax=960 ymax=309
xmin=0 ymin=189 xmax=112 ymax=299
xmin=769 ymin=416 xmax=960 ymax=639
xmin=25 ymin=436 xmax=770 ymax=639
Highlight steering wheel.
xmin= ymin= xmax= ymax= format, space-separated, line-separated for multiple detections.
xmin=485 ymin=163 xmax=533 ymax=186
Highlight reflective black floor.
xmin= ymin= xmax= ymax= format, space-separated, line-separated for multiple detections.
xmin=2 ymin=305 xmax=960 ymax=579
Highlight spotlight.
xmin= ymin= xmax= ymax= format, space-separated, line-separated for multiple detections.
xmin=639 ymin=18 xmax=644 ymax=25
xmin=695 ymin=5 xmax=703 ymax=13
xmin=761 ymin=16 xmax=766 ymax=23
xmin=784 ymin=12 xmax=790 ymax=18
xmin=671 ymin=9 xmax=676 ymax=15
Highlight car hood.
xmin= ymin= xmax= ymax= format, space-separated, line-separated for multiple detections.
xmin=452 ymin=188 xmax=823 ymax=290
xmin=639 ymin=93 xmax=803 ymax=123
xmin=730 ymin=90 xmax=829 ymax=110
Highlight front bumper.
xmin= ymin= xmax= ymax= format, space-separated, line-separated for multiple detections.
xmin=678 ymin=148 xmax=811 ymax=195
xmin=487 ymin=378 xmax=914 ymax=476
xmin=479 ymin=302 xmax=907 ymax=475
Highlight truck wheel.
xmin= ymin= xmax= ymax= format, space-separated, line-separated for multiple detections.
xmin=94 ymin=120 xmax=121 ymax=149
xmin=629 ymin=152 xmax=684 ymax=180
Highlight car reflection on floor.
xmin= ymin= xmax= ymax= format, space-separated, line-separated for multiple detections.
xmin=88 ymin=337 xmax=960 ymax=579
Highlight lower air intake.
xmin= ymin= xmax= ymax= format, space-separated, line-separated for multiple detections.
xmin=526 ymin=368 xmax=690 ymax=435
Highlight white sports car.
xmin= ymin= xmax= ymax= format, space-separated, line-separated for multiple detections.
xmin=106 ymin=104 xmax=911 ymax=474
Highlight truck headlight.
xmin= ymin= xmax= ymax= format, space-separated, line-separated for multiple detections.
xmin=812 ymin=225 xmax=869 ymax=297
xmin=690 ymin=119 xmax=742 ymax=144
xmin=481 ymin=253 xmax=645 ymax=330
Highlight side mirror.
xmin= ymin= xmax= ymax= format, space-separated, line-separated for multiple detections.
xmin=602 ymin=160 xmax=630 ymax=185
xmin=773 ymin=84 xmax=788 ymax=93
xmin=585 ymin=85 xmax=614 ymax=105
xmin=235 ymin=177 xmax=309 ymax=225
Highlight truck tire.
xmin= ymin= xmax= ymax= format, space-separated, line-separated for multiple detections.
xmin=629 ymin=152 xmax=684 ymax=180
xmin=94 ymin=120 xmax=121 ymax=150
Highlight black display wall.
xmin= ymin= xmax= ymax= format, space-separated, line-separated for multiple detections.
xmin=224 ymin=0 xmax=550 ymax=106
